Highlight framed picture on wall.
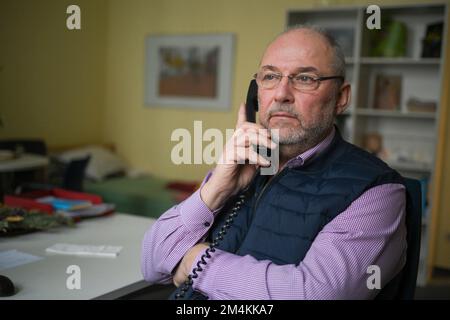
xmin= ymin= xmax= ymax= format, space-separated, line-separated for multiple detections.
xmin=144 ymin=33 xmax=235 ymax=110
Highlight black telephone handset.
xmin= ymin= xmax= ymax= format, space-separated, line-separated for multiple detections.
xmin=245 ymin=80 xmax=272 ymax=159
xmin=245 ymin=79 xmax=259 ymax=123
xmin=170 ymin=81 xmax=259 ymax=300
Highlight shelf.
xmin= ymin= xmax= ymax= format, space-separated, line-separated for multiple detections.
xmin=345 ymin=57 xmax=355 ymax=64
xmin=338 ymin=109 xmax=352 ymax=116
xmin=360 ymin=57 xmax=441 ymax=65
xmin=355 ymin=109 xmax=436 ymax=119
xmin=385 ymin=160 xmax=432 ymax=173
xmin=287 ymin=3 xmax=447 ymax=285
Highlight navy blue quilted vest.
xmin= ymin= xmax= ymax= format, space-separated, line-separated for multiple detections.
xmin=208 ymin=129 xmax=404 ymax=266
xmin=171 ymin=128 xmax=405 ymax=300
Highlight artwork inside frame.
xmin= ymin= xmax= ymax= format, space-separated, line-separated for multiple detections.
xmin=144 ymin=34 xmax=234 ymax=110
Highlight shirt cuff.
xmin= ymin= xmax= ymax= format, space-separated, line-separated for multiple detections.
xmin=191 ymin=249 xmax=272 ymax=300
xmin=190 ymin=248 xmax=227 ymax=296
xmin=179 ymin=171 xmax=222 ymax=232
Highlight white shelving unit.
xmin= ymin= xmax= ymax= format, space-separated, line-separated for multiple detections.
xmin=287 ymin=3 xmax=448 ymax=287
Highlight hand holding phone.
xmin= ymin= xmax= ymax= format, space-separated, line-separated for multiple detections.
xmin=200 ymin=80 xmax=277 ymax=210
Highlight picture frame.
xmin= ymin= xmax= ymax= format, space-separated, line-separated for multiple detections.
xmin=144 ymin=34 xmax=234 ymax=110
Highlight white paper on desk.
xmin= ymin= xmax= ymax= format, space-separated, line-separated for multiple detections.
xmin=0 ymin=249 xmax=43 ymax=271
xmin=45 ymin=243 xmax=122 ymax=258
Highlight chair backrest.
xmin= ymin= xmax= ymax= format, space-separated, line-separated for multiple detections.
xmin=375 ymin=177 xmax=422 ymax=300
xmin=0 ymin=139 xmax=47 ymax=155
xmin=397 ymin=177 xmax=422 ymax=299
xmin=62 ymin=156 xmax=91 ymax=191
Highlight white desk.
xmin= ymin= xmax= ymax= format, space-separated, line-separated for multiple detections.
xmin=0 ymin=153 xmax=49 ymax=196
xmin=0 ymin=153 xmax=49 ymax=173
xmin=0 ymin=213 xmax=156 ymax=300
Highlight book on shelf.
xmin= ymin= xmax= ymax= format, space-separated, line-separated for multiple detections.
xmin=421 ymin=21 xmax=443 ymax=58
xmin=368 ymin=19 xmax=407 ymax=57
xmin=372 ymin=74 xmax=402 ymax=110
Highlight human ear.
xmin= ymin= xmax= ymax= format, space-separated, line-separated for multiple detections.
xmin=335 ymin=82 xmax=351 ymax=115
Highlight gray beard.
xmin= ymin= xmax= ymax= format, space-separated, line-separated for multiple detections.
xmin=261 ymin=101 xmax=336 ymax=148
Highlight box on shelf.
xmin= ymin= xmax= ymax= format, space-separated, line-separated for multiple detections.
xmin=406 ymin=97 xmax=437 ymax=113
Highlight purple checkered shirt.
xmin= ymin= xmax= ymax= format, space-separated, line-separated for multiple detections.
xmin=141 ymin=127 xmax=407 ymax=299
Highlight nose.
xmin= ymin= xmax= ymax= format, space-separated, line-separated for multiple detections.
xmin=273 ymin=76 xmax=295 ymax=104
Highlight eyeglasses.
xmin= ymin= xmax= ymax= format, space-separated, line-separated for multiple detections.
xmin=254 ymin=71 xmax=344 ymax=91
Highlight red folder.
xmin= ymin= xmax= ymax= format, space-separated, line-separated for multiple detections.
xmin=4 ymin=188 xmax=103 ymax=215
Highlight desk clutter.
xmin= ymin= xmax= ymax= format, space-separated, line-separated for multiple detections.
xmin=1 ymin=188 xmax=115 ymax=236
xmin=35 ymin=195 xmax=116 ymax=219
xmin=3 ymin=141 xmax=199 ymax=220
xmin=0 ymin=204 xmax=73 ymax=236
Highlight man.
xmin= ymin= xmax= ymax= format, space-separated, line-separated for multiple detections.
xmin=141 ymin=26 xmax=407 ymax=299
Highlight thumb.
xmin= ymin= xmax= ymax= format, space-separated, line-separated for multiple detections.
xmin=236 ymin=102 xmax=247 ymax=128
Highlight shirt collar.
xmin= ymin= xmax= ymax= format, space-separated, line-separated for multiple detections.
xmin=285 ymin=126 xmax=336 ymax=169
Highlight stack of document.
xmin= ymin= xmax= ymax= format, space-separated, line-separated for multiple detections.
xmin=36 ymin=196 xmax=115 ymax=219
xmin=37 ymin=196 xmax=92 ymax=211
xmin=45 ymin=243 xmax=122 ymax=258
xmin=59 ymin=203 xmax=116 ymax=219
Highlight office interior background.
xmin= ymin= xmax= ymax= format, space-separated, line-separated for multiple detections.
xmin=1 ymin=0 xmax=450 ymax=299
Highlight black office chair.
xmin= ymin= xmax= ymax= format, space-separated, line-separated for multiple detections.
xmin=59 ymin=155 xmax=91 ymax=191
xmin=376 ymin=177 xmax=422 ymax=300
xmin=15 ymin=155 xmax=91 ymax=193
xmin=397 ymin=177 xmax=422 ymax=299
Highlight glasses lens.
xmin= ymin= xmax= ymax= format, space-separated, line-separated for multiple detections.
xmin=292 ymin=74 xmax=318 ymax=91
xmin=257 ymin=72 xmax=280 ymax=89
xmin=255 ymin=72 xmax=325 ymax=91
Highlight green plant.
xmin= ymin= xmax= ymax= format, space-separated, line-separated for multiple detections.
xmin=0 ymin=204 xmax=74 ymax=235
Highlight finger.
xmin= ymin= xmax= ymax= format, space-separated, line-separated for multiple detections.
xmin=235 ymin=131 xmax=276 ymax=150
xmin=234 ymin=127 xmax=271 ymax=146
xmin=236 ymin=102 xmax=247 ymax=128
xmin=239 ymin=122 xmax=268 ymax=132
xmin=235 ymin=133 xmax=274 ymax=151
xmin=239 ymin=126 xmax=271 ymax=140
xmin=220 ymin=127 xmax=274 ymax=164
xmin=224 ymin=143 xmax=271 ymax=167
xmin=245 ymin=148 xmax=270 ymax=167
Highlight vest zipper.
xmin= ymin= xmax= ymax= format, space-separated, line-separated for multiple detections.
xmin=233 ymin=167 xmax=289 ymax=255
xmin=252 ymin=167 xmax=288 ymax=218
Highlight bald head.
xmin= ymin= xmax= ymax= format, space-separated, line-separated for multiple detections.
xmin=261 ymin=26 xmax=346 ymax=82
